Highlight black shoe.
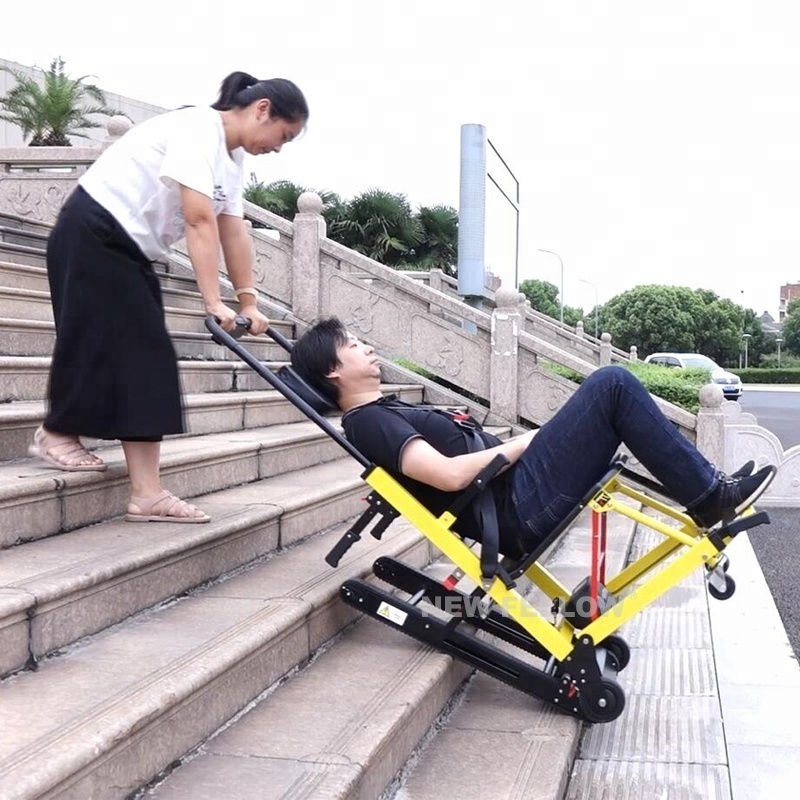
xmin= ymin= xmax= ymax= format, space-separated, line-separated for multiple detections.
xmin=730 ymin=460 xmax=756 ymax=479
xmin=689 ymin=465 xmax=777 ymax=529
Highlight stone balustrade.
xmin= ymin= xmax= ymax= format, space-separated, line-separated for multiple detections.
xmin=0 ymin=116 xmax=132 ymax=223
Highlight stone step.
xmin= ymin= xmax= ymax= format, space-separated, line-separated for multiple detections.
xmin=144 ymin=609 xmax=470 ymax=800
xmin=0 ymin=457 xmax=368 ymax=676
xmin=0 ymin=262 xmax=256 ymax=314
xmin=0 ymin=421 xmax=345 ymax=546
xmin=0 ymin=260 xmax=49 ymax=292
xmin=0 ymin=349 xmax=420 ymax=402
xmin=0 ymin=382 xmax=423 ymax=465
xmin=0 ymin=317 xmax=290 ymax=359
xmin=0 ymin=224 xmax=49 ymax=249
xmin=0 ymin=241 xmax=46 ymax=268
xmin=0 ymin=519 xmax=431 ymax=800
xmin=0 ymin=387 xmax=427 ymax=545
xmin=0 ymin=212 xmax=52 ymax=237
xmin=0 ymin=287 xmax=289 ymax=337
xmin=0 ymin=356 xmax=293 ymax=402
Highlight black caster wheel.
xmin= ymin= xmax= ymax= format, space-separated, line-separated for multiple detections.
xmin=708 ymin=574 xmax=736 ymax=600
xmin=578 ymin=677 xmax=626 ymax=724
xmin=603 ymin=634 xmax=631 ymax=671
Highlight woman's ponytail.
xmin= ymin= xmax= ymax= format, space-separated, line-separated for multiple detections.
xmin=211 ymin=72 xmax=259 ymax=111
xmin=210 ymin=72 xmax=309 ymax=124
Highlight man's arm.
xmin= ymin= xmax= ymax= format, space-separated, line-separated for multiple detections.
xmin=400 ymin=430 xmax=537 ymax=492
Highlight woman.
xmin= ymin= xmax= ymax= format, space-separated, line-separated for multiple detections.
xmin=30 ymin=72 xmax=309 ymax=523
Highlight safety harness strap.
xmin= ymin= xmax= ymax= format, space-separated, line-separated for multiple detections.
xmin=378 ymin=398 xmax=502 ymax=581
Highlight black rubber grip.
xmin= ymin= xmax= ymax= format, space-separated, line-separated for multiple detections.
xmin=325 ymin=530 xmax=361 ymax=567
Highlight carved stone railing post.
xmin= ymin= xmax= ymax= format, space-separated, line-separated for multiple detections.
xmin=575 ymin=320 xmax=584 ymax=338
xmin=490 ymin=286 xmax=523 ymax=422
xmin=428 ymin=269 xmax=445 ymax=293
xmin=291 ymin=192 xmax=325 ymax=322
xmin=629 ymin=345 xmax=638 ymax=361
xmin=599 ymin=332 xmax=613 ymax=366
xmin=101 ymin=115 xmax=133 ymax=150
xmin=696 ymin=383 xmax=725 ymax=466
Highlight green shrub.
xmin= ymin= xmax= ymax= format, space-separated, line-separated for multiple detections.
xmin=542 ymin=362 xmax=584 ymax=383
xmin=625 ymin=363 xmax=709 ymax=414
xmin=395 ymin=358 xmax=434 ymax=380
xmin=540 ymin=361 xmax=707 ymax=414
xmin=730 ymin=368 xmax=800 ymax=384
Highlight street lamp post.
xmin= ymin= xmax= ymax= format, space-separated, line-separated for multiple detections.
xmin=742 ymin=333 xmax=752 ymax=369
xmin=776 ymin=337 xmax=783 ymax=368
xmin=579 ymin=278 xmax=599 ymax=339
xmin=537 ymin=249 xmax=564 ymax=325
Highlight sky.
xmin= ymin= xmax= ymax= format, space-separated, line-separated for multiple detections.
xmin=3 ymin=0 xmax=800 ymax=318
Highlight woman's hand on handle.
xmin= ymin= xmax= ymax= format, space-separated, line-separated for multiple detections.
xmin=238 ymin=303 xmax=270 ymax=335
xmin=207 ymin=301 xmax=238 ymax=332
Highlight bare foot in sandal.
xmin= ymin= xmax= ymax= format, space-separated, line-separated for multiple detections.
xmin=125 ymin=490 xmax=211 ymax=524
xmin=28 ymin=426 xmax=107 ymax=471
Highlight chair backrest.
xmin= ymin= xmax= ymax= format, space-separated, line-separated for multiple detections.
xmin=276 ymin=365 xmax=337 ymax=415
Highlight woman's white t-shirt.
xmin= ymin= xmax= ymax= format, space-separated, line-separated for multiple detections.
xmin=79 ymin=106 xmax=244 ymax=261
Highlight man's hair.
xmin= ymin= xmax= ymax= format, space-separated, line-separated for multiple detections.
xmin=290 ymin=317 xmax=349 ymax=406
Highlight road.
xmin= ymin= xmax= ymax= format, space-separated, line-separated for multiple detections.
xmin=738 ymin=387 xmax=800 ymax=449
xmin=735 ymin=385 xmax=799 ymax=658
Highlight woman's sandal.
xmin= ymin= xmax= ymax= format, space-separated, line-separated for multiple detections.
xmin=28 ymin=426 xmax=107 ymax=472
xmin=125 ymin=490 xmax=211 ymax=524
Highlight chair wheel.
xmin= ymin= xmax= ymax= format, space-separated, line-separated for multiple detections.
xmin=578 ymin=677 xmax=626 ymax=723
xmin=708 ymin=574 xmax=736 ymax=600
xmin=603 ymin=634 xmax=631 ymax=671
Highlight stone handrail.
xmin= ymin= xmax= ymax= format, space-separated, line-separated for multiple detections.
xmin=395 ymin=267 xmax=633 ymax=367
xmin=279 ymin=193 xmax=694 ymax=432
xmin=0 ymin=146 xmax=100 ymax=222
xmin=0 ymin=116 xmax=131 ymax=223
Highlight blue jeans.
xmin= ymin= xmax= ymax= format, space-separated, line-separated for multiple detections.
xmin=511 ymin=366 xmax=718 ymax=546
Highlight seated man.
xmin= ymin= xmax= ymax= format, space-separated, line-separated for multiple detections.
xmin=290 ymin=317 xmax=776 ymax=557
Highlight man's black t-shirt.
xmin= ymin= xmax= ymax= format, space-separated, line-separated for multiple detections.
xmin=341 ymin=396 xmax=526 ymax=553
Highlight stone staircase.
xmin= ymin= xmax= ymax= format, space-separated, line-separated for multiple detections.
xmin=0 ymin=215 xmax=540 ymax=799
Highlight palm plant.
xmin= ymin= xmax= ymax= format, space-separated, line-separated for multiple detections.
xmin=244 ymin=176 xmax=309 ymax=218
xmin=244 ymin=175 xmax=344 ymax=232
xmin=244 ymin=178 xmax=460 ymax=275
xmin=413 ymin=204 xmax=458 ymax=275
xmin=0 ymin=57 xmax=119 ymax=146
xmin=337 ymin=189 xmax=423 ymax=267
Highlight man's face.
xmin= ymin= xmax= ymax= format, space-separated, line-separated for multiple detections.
xmin=328 ymin=332 xmax=381 ymax=389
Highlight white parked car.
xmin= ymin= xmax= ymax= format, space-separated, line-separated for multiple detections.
xmin=643 ymin=352 xmax=743 ymax=400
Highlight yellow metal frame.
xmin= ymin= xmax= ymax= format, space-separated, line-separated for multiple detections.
xmin=364 ymin=464 xmax=744 ymax=663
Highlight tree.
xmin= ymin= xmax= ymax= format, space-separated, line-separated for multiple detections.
xmin=244 ymin=175 xmax=347 ymax=235
xmin=0 ymin=57 xmax=119 ymax=146
xmin=782 ymin=298 xmax=800 ymax=356
xmin=519 ymin=278 xmax=583 ymax=326
xmin=738 ymin=308 xmax=767 ymax=368
xmin=331 ymin=189 xmax=423 ymax=267
xmin=243 ymin=176 xmax=308 ymax=217
xmin=692 ymin=291 xmax=747 ymax=366
xmin=412 ymin=205 xmax=458 ymax=275
xmin=244 ymin=180 xmax=460 ymax=273
xmin=519 ymin=278 xmax=559 ymax=318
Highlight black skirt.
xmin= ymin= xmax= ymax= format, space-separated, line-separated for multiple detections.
xmin=44 ymin=186 xmax=185 ymax=440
